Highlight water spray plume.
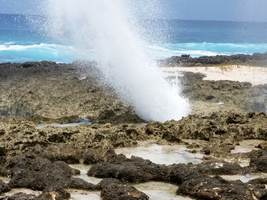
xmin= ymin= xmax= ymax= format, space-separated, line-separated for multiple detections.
xmin=46 ymin=0 xmax=190 ymax=122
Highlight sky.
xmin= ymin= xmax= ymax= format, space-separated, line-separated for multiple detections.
xmin=159 ymin=0 xmax=267 ymax=22
xmin=0 ymin=0 xmax=267 ymax=22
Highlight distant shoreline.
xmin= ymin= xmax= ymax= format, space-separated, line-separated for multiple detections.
xmin=1 ymin=52 xmax=267 ymax=67
xmin=160 ymin=52 xmax=267 ymax=67
xmin=2 ymin=13 xmax=267 ymax=24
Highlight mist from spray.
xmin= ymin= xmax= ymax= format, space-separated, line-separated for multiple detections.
xmin=46 ymin=0 xmax=190 ymax=122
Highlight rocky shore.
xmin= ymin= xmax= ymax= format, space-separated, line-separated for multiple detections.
xmin=0 ymin=61 xmax=266 ymax=200
xmin=160 ymin=52 xmax=267 ymax=67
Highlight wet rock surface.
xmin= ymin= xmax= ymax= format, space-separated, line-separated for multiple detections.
xmin=1 ymin=190 xmax=70 ymax=200
xmin=0 ymin=180 xmax=10 ymax=194
xmin=2 ymin=193 xmax=37 ymax=200
xmin=180 ymin=71 xmax=267 ymax=113
xmin=250 ymin=150 xmax=267 ymax=172
xmin=0 ymin=62 xmax=141 ymax=124
xmin=88 ymin=155 xmax=168 ymax=183
xmin=177 ymin=175 xmax=253 ymax=200
xmin=0 ymin=62 xmax=266 ymax=199
xmin=99 ymin=179 xmax=149 ymax=200
xmin=7 ymin=155 xmax=75 ymax=191
xmin=70 ymin=178 xmax=96 ymax=191
xmin=88 ymin=154 xmax=267 ymax=200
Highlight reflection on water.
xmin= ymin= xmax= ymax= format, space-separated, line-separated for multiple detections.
xmin=69 ymin=164 xmax=102 ymax=185
xmin=231 ymin=140 xmax=262 ymax=154
xmin=68 ymin=189 xmax=101 ymax=200
xmin=4 ymin=188 xmax=41 ymax=196
xmin=220 ymin=173 xmax=267 ymax=183
xmin=36 ymin=118 xmax=91 ymax=129
xmin=116 ymin=143 xmax=203 ymax=165
xmin=135 ymin=182 xmax=193 ymax=200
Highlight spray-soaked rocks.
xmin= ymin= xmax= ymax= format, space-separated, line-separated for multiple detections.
xmin=181 ymin=71 xmax=252 ymax=100
xmin=143 ymin=112 xmax=267 ymax=160
xmin=180 ymin=71 xmax=267 ymax=113
xmin=146 ymin=112 xmax=267 ymax=141
xmin=1 ymin=62 xmax=266 ymax=123
xmin=0 ymin=112 xmax=266 ymax=163
xmin=0 ymin=62 xmax=142 ymax=124
xmin=0 ymin=118 xmax=147 ymax=161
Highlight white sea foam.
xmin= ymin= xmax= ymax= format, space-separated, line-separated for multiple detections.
xmin=0 ymin=42 xmax=76 ymax=63
xmin=1 ymin=42 xmax=267 ymax=62
xmin=45 ymin=0 xmax=190 ymax=122
xmin=148 ymin=45 xmax=220 ymax=59
xmin=0 ymin=43 xmax=72 ymax=51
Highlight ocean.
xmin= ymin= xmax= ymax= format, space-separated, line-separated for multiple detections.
xmin=1 ymin=14 xmax=267 ymax=63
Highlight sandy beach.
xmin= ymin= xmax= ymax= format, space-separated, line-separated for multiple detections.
xmin=163 ymin=65 xmax=267 ymax=86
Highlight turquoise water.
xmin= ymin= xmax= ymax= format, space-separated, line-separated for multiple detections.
xmin=1 ymin=14 xmax=267 ymax=63
xmin=149 ymin=43 xmax=267 ymax=59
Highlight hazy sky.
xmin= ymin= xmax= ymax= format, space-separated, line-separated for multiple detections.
xmin=0 ymin=0 xmax=266 ymax=22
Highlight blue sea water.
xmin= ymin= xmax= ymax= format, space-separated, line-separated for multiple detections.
xmin=1 ymin=14 xmax=267 ymax=63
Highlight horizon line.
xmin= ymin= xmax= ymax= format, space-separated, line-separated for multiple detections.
xmin=1 ymin=12 xmax=267 ymax=24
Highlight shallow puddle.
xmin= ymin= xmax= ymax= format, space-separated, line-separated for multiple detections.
xmin=68 ymin=189 xmax=101 ymax=200
xmin=224 ymin=157 xmax=251 ymax=168
xmin=231 ymin=140 xmax=263 ymax=154
xmin=220 ymin=173 xmax=267 ymax=183
xmin=69 ymin=164 xmax=102 ymax=185
xmin=36 ymin=118 xmax=91 ymax=129
xmin=115 ymin=143 xmax=203 ymax=165
xmin=135 ymin=182 xmax=193 ymax=200
xmin=4 ymin=188 xmax=41 ymax=196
